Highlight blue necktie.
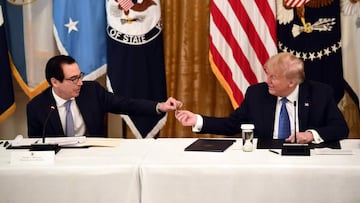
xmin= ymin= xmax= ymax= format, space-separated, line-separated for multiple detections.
xmin=278 ymin=98 xmax=290 ymax=139
xmin=65 ymin=100 xmax=74 ymax=136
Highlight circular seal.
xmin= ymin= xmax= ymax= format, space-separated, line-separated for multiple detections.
xmin=106 ymin=0 xmax=162 ymax=45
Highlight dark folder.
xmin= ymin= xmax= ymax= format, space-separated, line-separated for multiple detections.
xmin=185 ymin=138 xmax=236 ymax=152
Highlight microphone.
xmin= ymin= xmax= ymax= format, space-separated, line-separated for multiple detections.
xmin=293 ymin=101 xmax=297 ymax=143
xmin=281 ymin=100 xmax=310 ymax=156
xmin=30 ymin=105 xmax=61 ymax=153
xmin=42 ymin=106 xmax=56 ymax=143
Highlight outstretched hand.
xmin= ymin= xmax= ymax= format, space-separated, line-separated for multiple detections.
xmin=158 ymin=97 xmax=183 ymax=112
xmin=175 ymin=110 xmax=197 ymax=126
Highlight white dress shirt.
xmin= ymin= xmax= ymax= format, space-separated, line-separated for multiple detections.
xmin=273 ymin=85 xmax=299 ymax=139
xmin=52 ymin=89 xmax=86 ymax=136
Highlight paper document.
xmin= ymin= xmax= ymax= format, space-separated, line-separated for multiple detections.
xmin=11 ymin=135 xmax=39 ymax=147
xmin=80 ymin=138 xmax=122 ymax=147
xmin=11 ymin=135 xmax=86 ymax=147
xmin=45 ymin=136 xmax=86 ymax=146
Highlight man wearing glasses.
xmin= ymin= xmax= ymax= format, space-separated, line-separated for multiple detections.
xmin=27 ymin=55 xmax=182 ymax=138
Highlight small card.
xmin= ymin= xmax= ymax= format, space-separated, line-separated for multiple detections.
xmin=10 ymin=151 xmax=55 ymax=165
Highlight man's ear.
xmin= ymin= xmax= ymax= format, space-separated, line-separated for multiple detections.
xmin=50 ymin=77 xmax=58 ymax=87
xmin=288 ymin=79 xmax=296 ymax=87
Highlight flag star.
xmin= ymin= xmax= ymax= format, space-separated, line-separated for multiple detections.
xmin=337 ymin=41 xmax=341 ymax=47
xmin=283 ymin=46 xmax=289 ymax=52
xmin=323 ymin=48 xmax=331 ymax=56
xmin=65 ymin=17 xmax=79 ymax=33
xmin=309 ymin=52 xmax=316 ymax=61
xmin=331 ymin=44 xmax=338 ymax=53
xmin=278 ymin=42 xmax=283 ymax=49
xmin=317 ymin=51 xmax=323 ymax=60
xmin=302 ymin=53 xmax=308 ymax=61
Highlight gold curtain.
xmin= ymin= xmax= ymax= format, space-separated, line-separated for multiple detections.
xmin=159 ymin=0 xmax=233 ymax=138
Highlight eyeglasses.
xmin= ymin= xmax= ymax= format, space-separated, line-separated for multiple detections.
xmin=64 ymin=72 xmax=84 ymax=84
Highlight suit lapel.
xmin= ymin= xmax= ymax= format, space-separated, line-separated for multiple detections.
xmin=75 ymin=94 xmax=87 ymax=124
xmin=263 ymin=93 xmax=277 ymax=135
xmin=75 ymin=92 xmax=90 ymax=135
xmin=46 ymin=89 xmax=64 ymax=135
xmin=298 ymin=82 xmax=311 ymax=131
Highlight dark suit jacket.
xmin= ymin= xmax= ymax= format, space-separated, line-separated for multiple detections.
xmin=27 ymin=81 xmax=159 ymax=138
xmin=200 ymin=80 xmax=349 ymax=142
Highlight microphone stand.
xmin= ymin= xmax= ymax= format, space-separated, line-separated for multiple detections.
xmin=281 ymin=101 xmax=310 ymax=156
xmin=30 ymin=106 xmax=61 ymax=154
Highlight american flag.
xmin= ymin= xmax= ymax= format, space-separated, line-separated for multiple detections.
xmin=209 ymin=0 xmax=277 ymax=108
xmin=285 ymin=0 xmax=310 ymax=8
xmin=118 ymin=0 xmax=135 ymax=11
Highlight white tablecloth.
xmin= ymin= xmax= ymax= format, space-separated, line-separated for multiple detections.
xmin=140 ymin=138 xmax=360 ymax=203
xmin=0 ymin=138 xmax=155 ymax=203
xmin=1 ymin=138 xmax=359 ymax=203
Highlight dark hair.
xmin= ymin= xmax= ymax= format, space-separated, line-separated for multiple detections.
xmin=45 ymin=55 xmax=76 ymax=86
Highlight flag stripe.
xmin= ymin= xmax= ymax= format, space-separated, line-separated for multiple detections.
xmin=211 ymin=1 xmax=258 ymax=86
xmin=209 ymin=21 xmax=250 ymax=104
xmin=229 ymin=0 xmax=270 ymax=67
xmin=210 ymin=2 xmax=255 ymax=101
xmin=254 ymin=0 xmax=277 ymax=46
xmin=209 ymin=0 xmax=277 ymax=108
xmin=285 ymin=0 xmax=310 ymax=7
xmin=209 ymin=37 xmax=244 ymax=105
xmin=118 ymin=0 xmax=134 ymax=11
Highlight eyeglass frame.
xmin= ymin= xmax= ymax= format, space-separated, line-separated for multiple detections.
xmin=64 ymin=72 xmax=84 ymax=84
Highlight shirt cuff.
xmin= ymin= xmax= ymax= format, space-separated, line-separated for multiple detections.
xmin=156 ymin=103 xmax=161 ymax=114
xmin=307 ymin=129 xmax=324 ymax=144
xmin=192 ymin=114 xmax=203 ymax=132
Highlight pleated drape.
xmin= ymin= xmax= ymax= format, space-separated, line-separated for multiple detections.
xmin=159 ymin=0 xmax=234 ymax=138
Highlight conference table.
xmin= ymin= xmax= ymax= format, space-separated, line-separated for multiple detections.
xmin=140 ymin=138 xmax=360 ymax=203
xmin=0 ymin=138 xmax=359 ymax=203
xmin=0 ymin=138 xmax=155 ymax=203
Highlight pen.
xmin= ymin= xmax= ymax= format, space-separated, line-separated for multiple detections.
xmin=3 ymin=141 xmax=9 ymax=148
xmin=269 ymin=149 xmax=279 ymax=154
